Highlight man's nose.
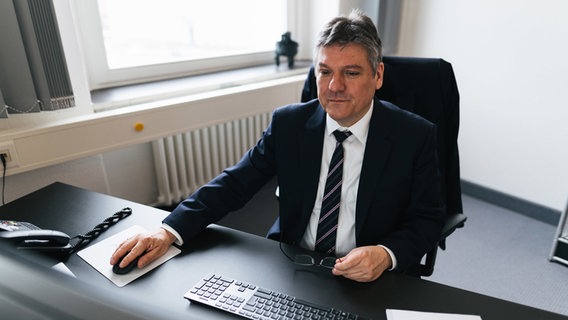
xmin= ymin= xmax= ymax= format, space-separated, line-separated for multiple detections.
xmin=328 ymin=74 xmax=346 ymax=92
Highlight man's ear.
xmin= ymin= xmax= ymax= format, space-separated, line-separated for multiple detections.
xmin=375 ymin=62 xmax=385 ymax=90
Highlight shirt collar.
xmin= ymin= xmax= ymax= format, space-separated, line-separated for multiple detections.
xmin=326 ymin=100 xmax=373 ymax=144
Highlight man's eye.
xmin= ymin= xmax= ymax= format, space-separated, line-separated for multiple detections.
xmin=319 ymin=70 xmax=331 ymax=76
xmin=346 ymin=71 xmax=360 ymax=77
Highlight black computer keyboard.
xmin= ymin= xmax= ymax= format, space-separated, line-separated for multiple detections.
xmin=184 ymin=273 xmax=369 ymax=320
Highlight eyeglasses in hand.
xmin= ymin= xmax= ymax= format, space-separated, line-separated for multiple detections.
xmin=279 ymin=240 xmax=338 ymax=269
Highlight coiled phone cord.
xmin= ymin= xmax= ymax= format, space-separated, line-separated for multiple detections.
xmin=69 ymin=207 xmax=132 ymax=253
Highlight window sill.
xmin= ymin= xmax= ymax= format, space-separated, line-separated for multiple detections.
xmin=91 ymin=61 xmax=312 ymax=112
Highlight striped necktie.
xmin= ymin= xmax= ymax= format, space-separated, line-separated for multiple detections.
xmin=315 ymin=129 xmax=352 ymax=255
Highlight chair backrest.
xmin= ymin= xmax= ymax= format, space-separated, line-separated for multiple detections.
xmin=300 ymin=56 xmax=463 ymax=218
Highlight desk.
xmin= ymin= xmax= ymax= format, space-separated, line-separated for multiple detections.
xmin=0 ymin=182 xmax=566 ymax=320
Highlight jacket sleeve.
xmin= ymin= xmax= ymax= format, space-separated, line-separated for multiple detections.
xmin=379 ymin=122 xmax=445 ymax=272
xmin=162 ymin=121 xmax=277 ymax=244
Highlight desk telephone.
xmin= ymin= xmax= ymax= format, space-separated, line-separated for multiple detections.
xmin=0 ymin=220 xmax=72 ymax=253
xmin=0 ymin=207 xmax=132 ymax=255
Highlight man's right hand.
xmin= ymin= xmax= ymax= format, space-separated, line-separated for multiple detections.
xmin=110 ymin=228 xmax=177 ymax=270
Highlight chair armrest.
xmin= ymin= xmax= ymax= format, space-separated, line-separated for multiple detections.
xmin=438 ymin=213 xmax=467 ymax=251
xmin=440 ymin=213 xmax=467 ymax=240
xmin=421 ymin=213 xmax=467 ymax=277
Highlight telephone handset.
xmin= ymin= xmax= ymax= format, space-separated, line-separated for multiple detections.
xmin=0 ymin=207 xmax=132 ymax=256
xmin=0 ymin=220 xmax=72 ymax=253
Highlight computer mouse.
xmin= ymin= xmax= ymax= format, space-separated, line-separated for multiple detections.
xmin=112 ymin=253 xmax=141 ymax=275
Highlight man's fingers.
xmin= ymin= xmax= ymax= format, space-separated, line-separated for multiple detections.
xmin=110 ymin=238 xmax=134 ymax=265
xmin=122 ymin=240 xmax=150 ymax=267
xmin=111 ymin=229 xmax=176 ymax=269
xmin=331 ymin=246 xmax=388 ymax=282
xmin=110 ymin=235 xmax=147 ymax=266
xmin=136 ymin=246 xmax=164 ymax=268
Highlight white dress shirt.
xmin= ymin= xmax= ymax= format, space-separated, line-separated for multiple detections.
xmin=299 ymin=102 xmax=397 ymax=269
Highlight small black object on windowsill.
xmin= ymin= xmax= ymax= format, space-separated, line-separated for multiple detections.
xmin=275 ymin=32 xmax=298 ymax=69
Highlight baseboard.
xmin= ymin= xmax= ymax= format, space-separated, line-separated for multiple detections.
xmin=461 ymin=180 xmax=561 ymax=226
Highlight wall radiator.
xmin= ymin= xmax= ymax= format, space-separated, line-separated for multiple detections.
xmin=152 ymin=111 xmax=272 ymax=206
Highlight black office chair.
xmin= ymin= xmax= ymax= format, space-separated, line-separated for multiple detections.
xmin=299 ymin=56 xmax=467 ymax=277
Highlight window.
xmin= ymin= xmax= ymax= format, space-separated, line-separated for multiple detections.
xmin=0 ymin=0 xmax=75 ymax=118
xmin=74 ymin=0 xmax=289 ymax=89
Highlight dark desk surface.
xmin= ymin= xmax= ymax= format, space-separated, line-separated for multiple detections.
xmin=1 ymin=182 xmax=566 ymax=320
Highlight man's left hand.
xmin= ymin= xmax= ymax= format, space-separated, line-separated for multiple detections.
xmin=332 ymin=246 xmax=392 ymax=282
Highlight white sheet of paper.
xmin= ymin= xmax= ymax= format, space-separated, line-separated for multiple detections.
xmin=51 ymin=262 xmax=76 ymax=278
xmin=77 ymin=225 xmax=181 ymax=287
xmin=386 ymin=309 xmax=482 ymax=320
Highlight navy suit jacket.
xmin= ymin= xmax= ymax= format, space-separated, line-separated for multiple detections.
xmin=164 ymin=98 xmax=445 ymax=275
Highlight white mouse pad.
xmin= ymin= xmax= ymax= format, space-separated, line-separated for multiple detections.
xmin=77 ymin=225 xmax=181 ymax=287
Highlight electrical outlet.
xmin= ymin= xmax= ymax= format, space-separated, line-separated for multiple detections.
xmin=0 ymin=141 xmax=19 ymax=169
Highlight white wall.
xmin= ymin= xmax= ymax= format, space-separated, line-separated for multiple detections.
xmin=397 ymin=0 xmax=568 ymax=211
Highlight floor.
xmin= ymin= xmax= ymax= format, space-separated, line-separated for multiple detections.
xmin=428 ymin=195 xmax=568 ymax=316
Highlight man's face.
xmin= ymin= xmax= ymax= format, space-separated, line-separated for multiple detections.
xmin=316 ymin=44 xmax=384 ymax=127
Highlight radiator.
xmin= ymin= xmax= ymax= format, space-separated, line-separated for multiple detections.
xmin=152 ymin=112 xmax=272 ymax=206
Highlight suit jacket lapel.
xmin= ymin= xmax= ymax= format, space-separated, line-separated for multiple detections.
xmin=295 ymin=105 xmax=326 ymax=242
xmin=355 ymin=99 xmax=392 ymax=238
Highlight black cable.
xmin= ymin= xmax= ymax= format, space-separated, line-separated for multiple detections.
xmin=69 ymin=207 xmax=132 ymax=253
xmin=0 ymin=154 xmax=6 ymax=206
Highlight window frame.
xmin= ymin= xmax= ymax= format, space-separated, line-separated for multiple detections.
xmin=72 ymin=0 xmax=296 ymax=90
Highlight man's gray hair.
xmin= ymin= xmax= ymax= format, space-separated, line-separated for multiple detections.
xmin=315 ymin=9 xmax=383 ymax=71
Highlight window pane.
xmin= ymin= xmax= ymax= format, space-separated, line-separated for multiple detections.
xmin=97 ymin=0 xmax=287 ymax=69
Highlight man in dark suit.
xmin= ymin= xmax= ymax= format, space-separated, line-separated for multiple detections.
xmin=111 ymin=10 xmax=444 ymax=282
